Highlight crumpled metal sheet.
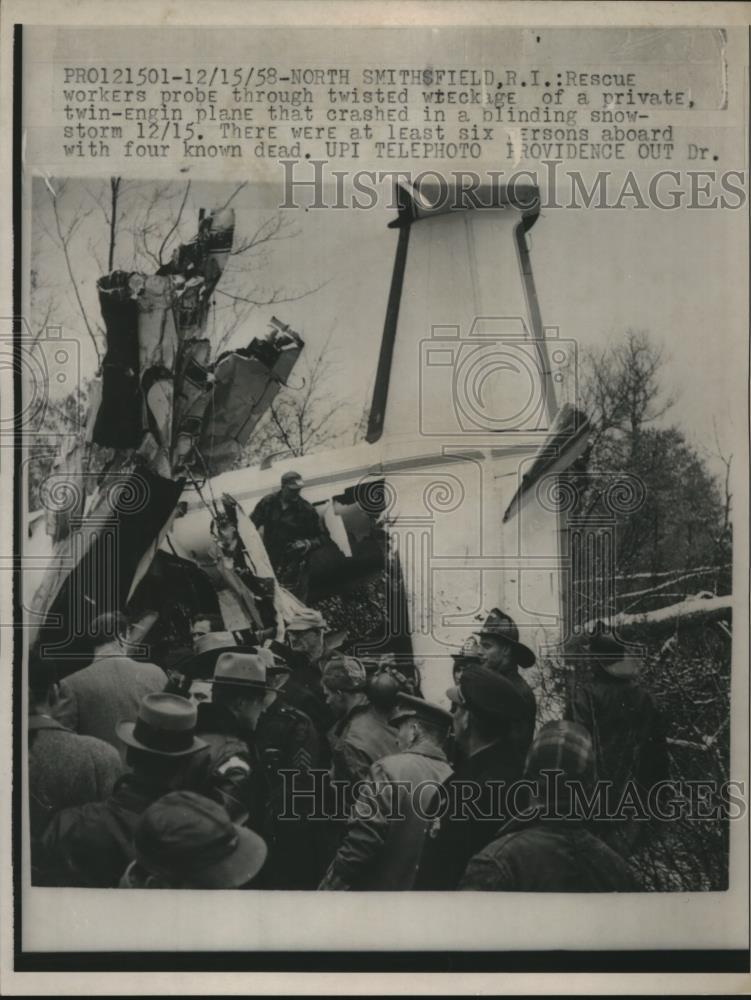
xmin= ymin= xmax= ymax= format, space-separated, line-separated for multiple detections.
xmin=197 ymin=338 xmax=303 ymax=476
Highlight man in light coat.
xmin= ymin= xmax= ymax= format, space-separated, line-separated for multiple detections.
xmin=53 ymin=611 xmax=167 ymax=760
xmin=318 ymin=693 xmax=453 ymax=891
xmin=322 ymin=656 xmax=399 ymax=800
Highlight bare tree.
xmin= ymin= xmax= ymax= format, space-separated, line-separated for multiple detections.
xmin=239 ymin=334 xmax=351 ymax=466
xmin=39 ymin=178 xmax=102 ymax=365
xmin=708 ymin=417 xmax=733 ymax=560
xmin=33 ymin=177 xmax=324 ymax=375
xmin=580 ymin=329 xmax=676 ymax=460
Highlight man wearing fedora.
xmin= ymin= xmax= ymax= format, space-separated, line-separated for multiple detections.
xmin=474 ymin=608 xmax=538 ymax=761
xmin=565 ymin=623 xmax=668 ymax=854
xmin=187 ymin=642 xmax=278 ymax=826
xmin=319 ymin=693 xmax=452 ymax=891
xmin=40 ymin=693 xmax=209 ymax=887
xmin=251 ymin=471 xmax=325 ymax=601
xmin=415 ymin=664 xmax=529 ymax=890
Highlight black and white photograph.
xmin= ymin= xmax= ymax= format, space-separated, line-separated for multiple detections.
xmin=1 ymin=3 xmax=749 ymax=994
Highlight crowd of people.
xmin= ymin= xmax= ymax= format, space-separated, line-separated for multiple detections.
xmin=29 ymin=598 xmax=668 ymax=892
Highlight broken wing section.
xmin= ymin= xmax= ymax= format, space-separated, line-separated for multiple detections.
xmin=195 ymin=319 xmax=304 ymax=477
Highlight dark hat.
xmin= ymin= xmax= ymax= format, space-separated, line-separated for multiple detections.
xmin=451 ymin=636 xmax=483 ymax=664
xmin=364 ymin=656 xmax=417 ymax=710
xmin=266 ymin=639 xmax=307 ymax=672
xmin=116 ymin=693 xmax=207 ymax=757
xmin=261 ymin=641 xmax=292 ymax=680
xmin=134 ymin=791 xmax=267 ymax=889
xmin=589 ymin=622 xmax=642 ymax=678
xmin=322 ymin=655 xmax=367 ymax=693
xmin=281 ymin=470 xmax=304 ymax=488
xmin=267 ymin=655 xmax=292 ymax=677
xmin=475 ymin=608 xmax=536 ymax=669
xmin=179 ymin=631 xmax=258 ymax=680
xmin=212 ymin=649 xmax=274 ymax=691
xmin=447 ymin=663 xmax=530 ymax=723
xmin=389 ymin=692 xmax=452 ymax=731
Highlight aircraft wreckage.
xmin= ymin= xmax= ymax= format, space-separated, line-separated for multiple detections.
xmin=27 ymin=182 xmax=600 ymax=700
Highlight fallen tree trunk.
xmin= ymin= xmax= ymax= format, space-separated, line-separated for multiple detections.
xmin=584 ymin=594 xmax=732 ymax=640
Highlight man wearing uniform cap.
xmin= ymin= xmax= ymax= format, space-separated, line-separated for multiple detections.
xmin=321 ymin=655 xmax=399 ymax=802
xmin=187 ymin=648 xmax=277 ymax=827
xmin=565 ymin=622 xmax=668 ymax=855
xmin=41 ymin=693 xmax=208 ymax=887
xmin=415 ymin=664 xmax=530 ymax=890
xmin=251 ymin=471 xmax=325 ymax=601
xmin=319 ymin=692 xmax=452 ymax=891
xmin=475 ymin=608 xmax=538 ymax=762
xmin=460 ymin=721 xmax=638 ymax=891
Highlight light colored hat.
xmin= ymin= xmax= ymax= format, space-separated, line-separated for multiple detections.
xmin=116 ymin=694 xmax=207 ymax=758
xmin=212 ymin=649 xmax=275 ymax=691
xmin=322 ymin=656 xmax=367 ymax=692
xmin=286 ymin=608 xmax=327 ymax=632
xmin=179 ymin=631 xmax=258 ymax=680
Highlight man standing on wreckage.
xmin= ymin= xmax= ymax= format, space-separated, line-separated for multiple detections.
xmin=251 ymin=470 xmax=326 ymax=603
xmin=29 ymin=200 xmax=309 ymax=674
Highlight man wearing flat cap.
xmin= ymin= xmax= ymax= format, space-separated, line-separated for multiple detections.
xmin=40 ymin=693 xmax=209 ymax=887
xmin=251 ymin=471 xmax=325 ymax=601
xmin=415 ymin=664 xmax=529 ymax=890
xmin=475 ymin=608 xmax=538 ymax=762
xmin=319 ymin=692 xmax=452 ymax=891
